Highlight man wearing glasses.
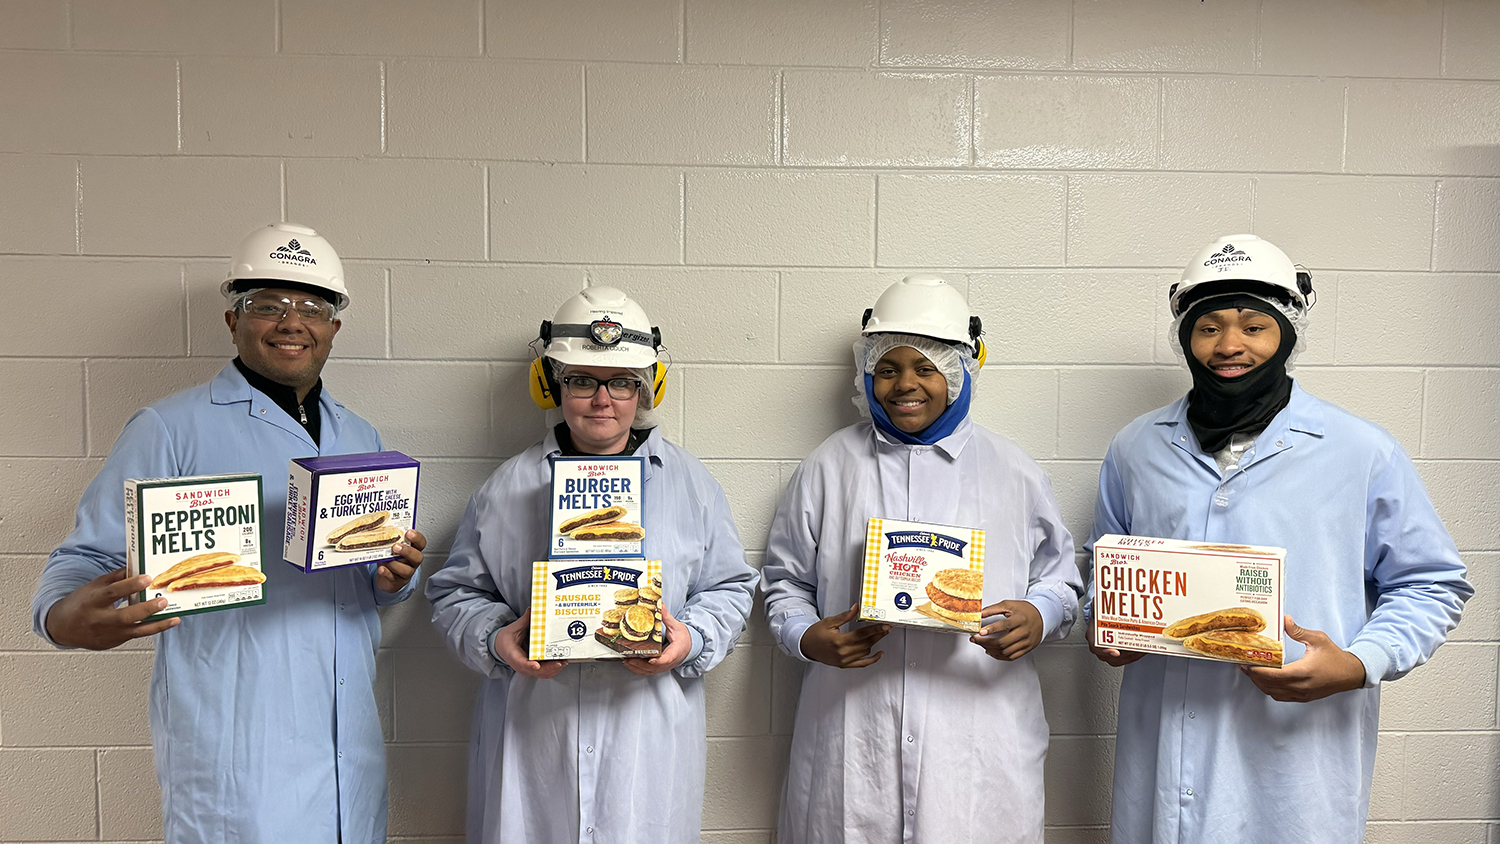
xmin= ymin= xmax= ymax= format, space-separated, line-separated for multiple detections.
xmin=31 ymin=223 xmax=426 ymax=844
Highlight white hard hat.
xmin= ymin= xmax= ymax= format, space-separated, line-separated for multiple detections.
xmin=861 ymin=275 xmax=982 ymax=355
xmin=221 ymin=222 xmax=349 ymax=310
xmin=1170 ymin=234 xmax=1313 ymax=317
xmin=540 ymin=287 xmax=661 ymax=369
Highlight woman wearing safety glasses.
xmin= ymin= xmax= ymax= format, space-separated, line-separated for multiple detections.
xmin=425 ymin=287 xmax=758 ymax=844
xmin=761 ymin=276 xmax=1083 ymax=844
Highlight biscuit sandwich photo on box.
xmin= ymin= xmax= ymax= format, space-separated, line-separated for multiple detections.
xmin=918 ymin=568 xmax=985 ymax=630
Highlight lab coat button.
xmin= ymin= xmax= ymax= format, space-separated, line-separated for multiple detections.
xmin=1276 ymin=440 xmax=1284 ymax=447
xmin=906 ymin=735 xmax=914 ymax=743
xmin=1188 ymin=711 xmax=1195 ymax=719
xmin=587 ymin=746 xmax=594 ymax=753
xmin=1186 ymin=787 xmax=1194 ymax=796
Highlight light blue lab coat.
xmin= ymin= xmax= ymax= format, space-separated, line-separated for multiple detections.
xmin=762 ymin=418 xmax=1081 ymax=844
xmin=425 ymin=426 xmax=758 ymax=844
xmin=1086 ymin=381 xmax=1471 ymax=844
xmin=30 ymin=362 xmax=416 ymax=844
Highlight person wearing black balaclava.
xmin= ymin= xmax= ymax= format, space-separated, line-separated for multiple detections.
xmin=1080 ymin=235 xmax=1471 ymax=844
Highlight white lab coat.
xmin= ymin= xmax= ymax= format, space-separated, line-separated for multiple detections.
xmin=762 ymin=419 xmax=1081 ymax=844
xmin=425 ymin=426 xmax=758 ymax=844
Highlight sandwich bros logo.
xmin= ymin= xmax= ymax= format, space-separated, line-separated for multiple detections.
xmin=553 ymin=564 xmax=643 ymax=590
xmin=884 ymin=530 xmax=967 ymax=557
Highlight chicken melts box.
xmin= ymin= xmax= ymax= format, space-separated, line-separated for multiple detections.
xmin=125 ymin=473 xmax=266 ymax=618
xmin=528 ymin=560 xmax=665 ymax=661
xmin=284 ymin=451 xmax=420 ymax=573
xmin=860 ymin=518 xmax=986 ymax=634
xmin=1093 ymin=534 xmax=1286 ymax=667
xmin=550 ymin=457 xmax=645 ymax=560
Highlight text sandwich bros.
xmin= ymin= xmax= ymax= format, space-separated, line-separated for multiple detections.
xmin=1093 ymin=534 xmax=1286 ymax=667
xmin=860 ymin=518 xmax=986 ymax=633
xmin=529 ymin=559 xmax=665 ymax=661
xmin=284 ymin=451 xmax=420 ymax=572
xmin=125 ymin=473 xmax=266 ymax=618
xmin=550 ymin=457 xmax=645 ymax=559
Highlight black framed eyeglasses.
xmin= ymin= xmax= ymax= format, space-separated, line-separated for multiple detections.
xmin=561 ymin=375 xmax=642 ymax=400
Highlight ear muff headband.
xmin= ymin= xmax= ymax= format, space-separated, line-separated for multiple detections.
xmin=528 ymin=316 xmax=667 ymax=410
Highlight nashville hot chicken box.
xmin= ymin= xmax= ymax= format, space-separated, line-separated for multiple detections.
xmin=284 ymin=451 xmax=420 ymax=573
xmin=550 ymin=456 xmax=645 ymax=560
xmin=1093 ymin=534 xmax=1286 ymax=667
xmin=528 ymin=559 xmax=665 ymax=661
xmin=125 ymin=473 xmax=266 ymax=618
xmin=860 ymin=518 xmax=986 ymax=634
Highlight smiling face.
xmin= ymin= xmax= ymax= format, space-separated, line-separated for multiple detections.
xmin=1189 ymin=307 xmax=1283 ymax=378
xmin=559 ymin=365 xmax=640 ymax=455
xmin=224 ymin=288 xmax=341 ymax=400
xmin=872 ymin=345 xmax=949 ymax=433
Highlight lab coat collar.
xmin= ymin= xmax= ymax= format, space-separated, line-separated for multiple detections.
xmin=872 ymin=415 xmax=974 ymax=460
xmin=1156 ymin=378 xmax=1324 ymax=469
xmin=543 ymin=425 xmax=666 ymax=481
xmin=208 ymin=361 xmax=346 ymax=453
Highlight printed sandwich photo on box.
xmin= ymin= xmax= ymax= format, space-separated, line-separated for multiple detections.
xmin=284 ymin=451 xmax=420 ymax=573
xmin=860 ymin=517 xmax=987 ymax=633
xmin=125 ymin=473 xmax=266 ymax=618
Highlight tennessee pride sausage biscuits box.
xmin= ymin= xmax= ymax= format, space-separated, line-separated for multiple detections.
xmin=550 ymin=456 xmax=645 ymax=560
xmin=528 ymin=559 xmax=665 ymax=661
xmin=860 ymin=518 xmax=986 ymax=633
xmin=124 ymin=473 xmax=266 ymax=618
xmin=1093 ymin=534 xmax=1286 ymax=667
xmin=284 ymin=451 xmax=420 ymax=572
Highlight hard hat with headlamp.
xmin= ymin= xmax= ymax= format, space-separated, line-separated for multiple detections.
xmin=1169 ymin=234 xmax=1314 ymax=317
xmin=861 ymin=274 xmax=986 ymax=366
xmin=529 ymin=287 xmax=667 ymax=409
xmin=220 ymin=222 xmax=350 ymax=310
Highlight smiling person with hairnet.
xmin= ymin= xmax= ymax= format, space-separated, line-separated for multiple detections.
xmin=425 ymin=286 xmax=758 ymax=844
xmin=761 ymin=276 xmax=1082 ymax=844
xmin=1084 ymin=235 xmax=1471 ymax=844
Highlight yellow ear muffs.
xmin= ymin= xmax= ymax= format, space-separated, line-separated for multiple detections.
xmin=647 ymin=361 xmax=667 ymax=408
xmin=973 ymin=339 xmax=987 ymax=370
xmin=529 ymin=356 xmax=562 ymax=410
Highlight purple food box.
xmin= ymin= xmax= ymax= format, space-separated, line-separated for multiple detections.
xmin=284 ymin=451 xmax=420 ymax=572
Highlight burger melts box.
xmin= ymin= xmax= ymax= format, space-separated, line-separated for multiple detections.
xmin=284 ymin=451 xmax=420 ymax=573
xmin=549 ymin=457 xmax=645 ymax=560
xmin=124 ymin=473 xmax=266 ymax=618
xmin=1093 ymin=534 xmax=1286 ymax=667
xmin=859 ymin=518 xmax=986 ymax=634
xmin=528 ymin=559 xmax=665 ymax=661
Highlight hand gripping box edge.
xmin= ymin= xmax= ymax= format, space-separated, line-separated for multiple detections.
xmin=125 ymin=473 xmax=266 ymax=619
xmin=859 ymin=517 xmax=987 ymax=634
xmin=284 ymin=450 xmax=421 ymax=572
xmin=1092 ymin=534 xmax=1286 ymax=667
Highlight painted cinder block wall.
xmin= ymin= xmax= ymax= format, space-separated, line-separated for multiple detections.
xmin=2 ymin=1 xmax=1498 ymax=841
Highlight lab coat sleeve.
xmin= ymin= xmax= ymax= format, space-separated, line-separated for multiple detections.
xmin=1082 ymin=445 xmax=1130 ymax=624
xmin=425 ymin=491 xmax=518 ymax=680
xmin=1345 ymin=444 xmax=1472 ymax=686
xmin=676 ymin=477 xmax=759 ymax=679
xmin=1022 ymin=473 xmax=1082 ymax=642
xmin=31 ymin=408 xmax=180 ymax=648
xmin=761 ymin=459 xmax=824 ymax=662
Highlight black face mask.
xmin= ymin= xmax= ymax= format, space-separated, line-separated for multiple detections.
xmin=1178 ymin=294 xmax=1296 ymax=454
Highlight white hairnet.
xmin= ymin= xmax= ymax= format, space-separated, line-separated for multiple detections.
xmin=850 ymin=333 xmax=979 ymax=419
xmin=550 ymin=359 xmax=660 ymax=429
xmin=1168 ymin=293 xmax=1309 ymax=373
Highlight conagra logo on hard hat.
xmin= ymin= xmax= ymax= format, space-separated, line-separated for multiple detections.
xmin=270 ymin=239 xmax=317 ymax=265
xmin=1204 ymin=243 xmax=1249 ymax=267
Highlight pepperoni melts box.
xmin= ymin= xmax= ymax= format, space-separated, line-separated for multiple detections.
xmin=1093 ymin=534 xmax=1286 ymax=667
xmin=528 ymin=559 xmax=665 ymax=661
xmin=859 ymin=518 xmax=987 ymax=634
xmin=284 ymin=451 xmax=420 ymax=572
xmin=125 ymin=473 xmax=266 ymax=618
xmin=549 ymin=456 xmax=645 ymax=560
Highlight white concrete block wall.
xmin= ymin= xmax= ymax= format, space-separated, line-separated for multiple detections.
xmin=1 ymin=2 xmax=1496 ymax=842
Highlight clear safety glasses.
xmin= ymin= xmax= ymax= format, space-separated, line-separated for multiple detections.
xmin=561 ymin=375 xmax=642 ymax=400
xmin=235 ymin=292 xmax=339 ymax=324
